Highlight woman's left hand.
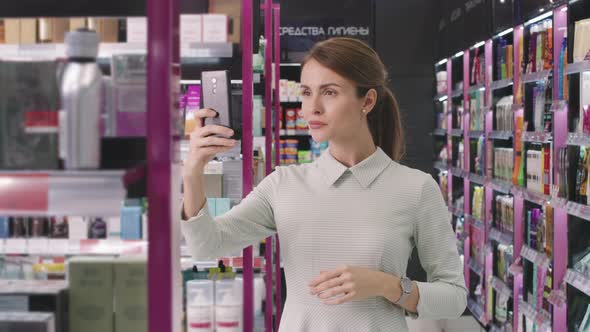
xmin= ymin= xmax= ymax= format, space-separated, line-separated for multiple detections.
xmin=308 ymin=265 xmax=398 ymax=305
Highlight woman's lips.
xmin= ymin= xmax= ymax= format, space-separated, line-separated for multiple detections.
xmin=308 ymin=121 xmax=326 ymax=129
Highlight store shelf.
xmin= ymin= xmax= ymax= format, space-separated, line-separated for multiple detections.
xmin=468 ymin=259 xmax=484 ymax=277
xmin=432 ymin=128 xmax=447 ymax=136
xmin=469 ymin=84 xmax=485 ymax=94
xmin=508 ymin=257 xmax=524 ymax=276
xmin=489 ymin=227 xmax=513 ymax=245
xmin=434 ymin=93 xmax=448 ymax=101
xmin=520 ymin=245 xmax=550 ymax=269
xmin=449 ymin=206 xmax=464 ymax=217
xmin=0 ymin=42 xmax=234 ymax=60
xmin=0 ymin=239 xmax=147 ymax=256
xmin=560 ymin=200 xmax=590 ymax=221
xmin=466 ymin=215 xmax=486 ymax=231
xmin=521 ymin=70 xmax=552 ymax=83
xmin=518 ymin=299 xmax=552 ymax=331
xmin=565 ymin=60 xmax=590 ymax=75
xmin=467 ymin=298 xmax=486 ymax=326
xmin=489 ymin=323 xmax=510 ymax=332
xmin=0 ymin=170 xmax=126 ymax=217
xmin=490 ymin=178 xmax=514 ymax=194
xmin=490 ymin=276 xmax=513 ymax=298
xmin=450 ymin=129 xmax=464 ymax=137
xmin=522 ymin=131 xmax=552 ymax=143
xmin=280 ymin=101 xmax=302 ymax=105
xmin=468 ymin=130 xmax=485 ymax=139
xmin=450 ymin=167 xmax=467 ymax=178
xmin=434 ymin=161 xmax=449 ymax=171
xmin=565 ymin=269 xmax=590 ymax=297
xmin=0 ymin=280 xmax=68 ymax=294
xmin=567 ymin=133 xmax=590 ymax=147
xmin=468 ymin=173 xmax=486 ymax=186
xmin=489 ymin=131 xmax=513 ymax=140
xmin=490 ymin=78 xmax=514 ymax=91
xmin=279 ymin=129 xmax=310 ymax=136
xmin=521 ymin=188 xmax=551 ymax=206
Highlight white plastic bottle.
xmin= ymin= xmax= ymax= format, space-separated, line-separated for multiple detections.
xmin=186 ymin=280 xmax=215 ymax=332
xmin=215 ymin=278 xmax=243 ymax=332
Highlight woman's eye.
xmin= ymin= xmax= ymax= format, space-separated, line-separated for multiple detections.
xmin=323 ymin=90 xmax=337 ymax=96
xmin=302 ymin=90 xmax=311 ymax=96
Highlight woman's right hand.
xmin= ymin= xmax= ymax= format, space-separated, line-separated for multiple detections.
xmin=183 ymin=108 xmax=236 ymax=178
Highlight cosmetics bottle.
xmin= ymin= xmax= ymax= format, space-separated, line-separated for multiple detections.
xmin=215 ymin=279 xmax=243 ymax=332
xmin=186 ymin=280 xmax=214 ymax=332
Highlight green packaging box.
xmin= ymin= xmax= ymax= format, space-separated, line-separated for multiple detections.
xmin=68 ymin=256 xmax=115 ymax=332
xmin=114 ymin=256 xmax=147 ymax=332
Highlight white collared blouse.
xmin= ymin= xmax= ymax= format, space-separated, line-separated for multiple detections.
xmin=181 ymin=147 xmax=467 ymax=332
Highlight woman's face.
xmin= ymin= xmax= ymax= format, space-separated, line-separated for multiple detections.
xmin=300 ymin=59 xmax=368 ymax=143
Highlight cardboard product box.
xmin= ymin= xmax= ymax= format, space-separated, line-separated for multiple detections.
xmin=50 ymin=19 xmax=69 ymax=43
xmin=222 ymin=160 xmax=243 ymax=204
xmin=181 ymin=14 xmax=203 ymax=45
xmin=69 ymin=18 xmax=87 ymax=31
xmin=0 ymin=216 xmax=9 ymax=238
xmin=4 ymin=19 xmax=20 ymax=44
xmin=89 ymin=18 xmax=119 ymax=43
xmin=68 ymin=256 xmax=115 ymax=332
xmin=0 ymin=60 xmax=60 ymax=170
xmin=121 ymin=206 xmax=142 ymax=240
xmin=208 ymin=0 xmax=241 ymax=44
xmin=215 ymin=198 xmax=231 ymax=217
xmin=0 ymin=20 xmax=5 ymax=43
xmin=0 ymin=312 xmax=56 ymax=332
xmin=114 ymin=257 xmax=147 ymax=332
xmin=19 ymin=19 xmax=37 ymax=44
xmin=207 ymin=198 xmax=217 ymax=216
xmin=68 ymin=217 xmax=88 ymax=240
xmin=126 ymin=17 xmax=147 ymax=43
xmin=203 ymin=174 xmax=223 ymax=197
xmin=202 ymin=14 xmax=228 ymax=43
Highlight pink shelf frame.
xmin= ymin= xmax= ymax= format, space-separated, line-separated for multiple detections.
xmin=273 ymin=4 xmax=284 ymax=331
xmin=263 ymin=1 xmax=274 ymax=331
xmin=552 ymin=5 xmax=568 ymax=332
xmin=147 ymin=0 xmax=181 ymax=330
xmin=242 ymin=0 xmax=255 ymax=330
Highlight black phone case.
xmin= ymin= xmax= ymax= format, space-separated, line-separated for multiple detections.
xmin=201 ymin=70 xmax=233 ymax=131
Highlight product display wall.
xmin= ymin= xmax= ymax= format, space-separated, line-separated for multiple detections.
xmin=0 ymin=1 xmax=285 ymax=332
xmin=432 ymin=0 xmax=590 ymax=331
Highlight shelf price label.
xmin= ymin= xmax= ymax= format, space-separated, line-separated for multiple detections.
xmin=0 ymin=174 xmax=49 ymax=213
xmin=27 ymin=238 xmax=49 ymax=255
xmin=565 ymin=269 xmax=590 ymax=297
xmin=5 ymin=239 xmax=27 ymax=254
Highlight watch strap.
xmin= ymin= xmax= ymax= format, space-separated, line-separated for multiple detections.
xmin=393 ymin=276 xmax=412 ymax=306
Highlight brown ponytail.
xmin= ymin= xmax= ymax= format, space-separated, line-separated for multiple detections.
xmin=302 ymin=37 xmax=405 ymax=161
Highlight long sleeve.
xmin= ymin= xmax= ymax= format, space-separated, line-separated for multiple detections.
xmin=180 ymin=169 xmax=279 ymax=260
xmin=411 ymin=176 xmax=467 ymax=319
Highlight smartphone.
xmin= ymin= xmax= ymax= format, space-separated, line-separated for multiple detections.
xmin=201 ymin=70 xmax=233 ymax=134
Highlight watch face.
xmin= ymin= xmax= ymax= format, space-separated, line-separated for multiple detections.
xmin=402 ymin=277 xmax=413 ymax=293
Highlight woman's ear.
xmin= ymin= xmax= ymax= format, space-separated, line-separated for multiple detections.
xmin=363 ymin=88 xmax=378 ymax=114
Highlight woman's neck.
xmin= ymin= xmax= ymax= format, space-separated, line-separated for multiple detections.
xmin=328 ymin=135 xmax=377 ymax=168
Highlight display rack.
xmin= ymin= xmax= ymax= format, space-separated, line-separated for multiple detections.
xmin=0 ymin=1 xmax=283 ymax=332
xmin=431 ymin=3 xmax=583 ymax=330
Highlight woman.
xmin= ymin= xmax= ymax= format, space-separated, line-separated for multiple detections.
xmin=182 ymin=37 xmax=467 ymax=331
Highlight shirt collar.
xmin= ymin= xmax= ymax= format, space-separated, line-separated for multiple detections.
xmin=316 ymin=147 xmax=393 ymax=188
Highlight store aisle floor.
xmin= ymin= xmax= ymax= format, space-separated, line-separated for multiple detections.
xmin=406 ymin=316 xmax=484 ymax=332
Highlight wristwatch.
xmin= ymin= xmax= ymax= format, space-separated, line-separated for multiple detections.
xmin=394 ymin=276 xmax=413 ymax=306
